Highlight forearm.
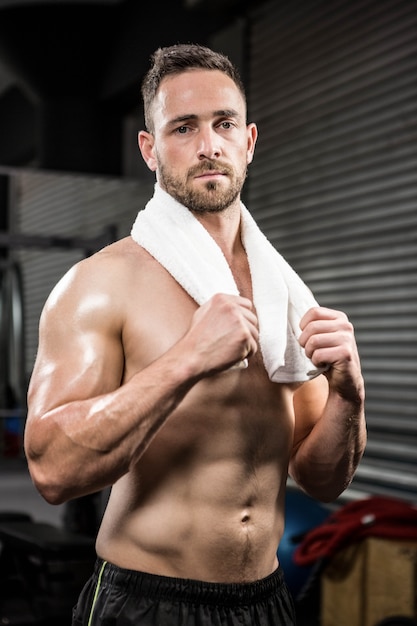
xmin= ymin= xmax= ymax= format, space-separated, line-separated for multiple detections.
xmin=290 ymin=387 xmax=366 ymax=502
xmin=25 ymin=352 xmax=199 ymax=504
xmin=26 ymin=292 xmax=259 ymax=504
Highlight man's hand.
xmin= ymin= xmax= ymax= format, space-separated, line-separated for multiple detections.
xmin=298 ymin=307 xmax=364 ymax=403
xmin=185 ymin=293 xmax=259 ymax=376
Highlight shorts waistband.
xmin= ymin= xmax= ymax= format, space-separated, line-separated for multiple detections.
xmin=93 ymin=558 xmax=285 ymax=606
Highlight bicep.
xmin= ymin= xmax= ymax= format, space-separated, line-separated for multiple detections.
xmin=27 ymin=276 xmax=125 ymax=420
xmin=291 ymin=374 xmax=329 ymax=453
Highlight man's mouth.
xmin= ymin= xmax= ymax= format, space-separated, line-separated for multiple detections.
xmin=189 ymin=161 xmax=232 ymax=180
xmin=195 ymin=170 xmax=226 ymax=179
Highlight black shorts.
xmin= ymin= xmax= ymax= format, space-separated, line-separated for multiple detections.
xmin=72 ymin=558 xmax=296 ymax=625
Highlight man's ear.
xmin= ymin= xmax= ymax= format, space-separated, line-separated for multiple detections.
xmin=138 ymin=130 xmax=157 ymax=171
xmin=246 ymin=122 xmax=258 ymax=165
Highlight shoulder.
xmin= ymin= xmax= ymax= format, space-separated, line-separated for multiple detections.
xmin=83 ymin=235 xmax=152 ymax=280
xmin=41 ymin=236 xmax=149 ymax=324
xmin=53 ymin=236 xmax=150 ymax=289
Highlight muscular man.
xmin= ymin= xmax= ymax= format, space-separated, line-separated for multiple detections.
xmin=24 ymin=44 xmax=366 ymax=625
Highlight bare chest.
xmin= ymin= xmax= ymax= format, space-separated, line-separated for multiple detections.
xmin=122 ymin=247 xmax=254 ymax=375
xmin=119 ymin=244 xmax=295 ymax=445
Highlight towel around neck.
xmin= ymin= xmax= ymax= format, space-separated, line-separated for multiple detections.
xmin=131 ymin=183 xmax=323 ymax=383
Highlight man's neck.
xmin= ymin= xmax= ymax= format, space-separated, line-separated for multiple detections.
xmin=193 ymin=205 xmax=243 ymax=264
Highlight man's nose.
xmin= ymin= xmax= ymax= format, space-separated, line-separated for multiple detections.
xmin=196 ymin=128 xmax=221 ymax=160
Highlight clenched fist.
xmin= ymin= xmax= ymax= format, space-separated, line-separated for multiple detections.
xmin=298 ymin=306 xmax=364 ymax=403
xmin=185 ymin=293 xmax=259 ymax=376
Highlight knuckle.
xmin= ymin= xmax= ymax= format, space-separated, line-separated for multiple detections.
xmin=308 ymin=334 xmax=321 ymax=351
xmin=345 ymin=320 xmax=354 ymax=333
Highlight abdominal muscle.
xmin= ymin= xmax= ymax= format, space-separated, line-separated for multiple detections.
xmin=96 ymin=366 xmax=295 ymax=583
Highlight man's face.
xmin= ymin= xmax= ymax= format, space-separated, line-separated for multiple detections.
xmin=139 ymin=69 xmax=257 ymax=213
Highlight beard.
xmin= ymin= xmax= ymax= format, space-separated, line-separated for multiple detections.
xmin=157 ymin=159 xmax=247 ymax=214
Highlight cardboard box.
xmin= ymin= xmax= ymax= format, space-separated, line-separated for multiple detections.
xmin=321 ymin=537 xmax=417 ymax=626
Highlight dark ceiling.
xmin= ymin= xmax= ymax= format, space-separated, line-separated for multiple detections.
xmin=0 ymin=0 xmax=257 ymax=175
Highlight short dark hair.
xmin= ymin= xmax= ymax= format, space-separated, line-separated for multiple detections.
xmin=141 ymin=43 xmax=246 ymax=132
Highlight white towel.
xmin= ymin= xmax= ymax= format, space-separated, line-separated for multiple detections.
xmin=131 ymin=183 xmax=322 ymax=382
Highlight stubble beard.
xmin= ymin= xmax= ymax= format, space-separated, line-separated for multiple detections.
xmin=158 ymin=160 xmax=247 ymax=214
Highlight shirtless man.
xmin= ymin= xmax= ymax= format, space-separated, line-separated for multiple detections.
xmin=24 ymin=44 xmax=366 ymax=625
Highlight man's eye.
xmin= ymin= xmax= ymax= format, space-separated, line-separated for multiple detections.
xmin=176 ymin=126 xmax=189 ymax=134
xmin=220 ymin=121 xmax=233 ymax=129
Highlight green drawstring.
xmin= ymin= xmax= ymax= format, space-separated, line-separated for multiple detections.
xmin=87 ymin=560 xmax=107 ymax=626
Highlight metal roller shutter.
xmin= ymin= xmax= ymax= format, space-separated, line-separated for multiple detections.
xmin=246 ymin=0 xmax=417 ymax=503
xmin=4 ymin=168 xmax=153 ymax=377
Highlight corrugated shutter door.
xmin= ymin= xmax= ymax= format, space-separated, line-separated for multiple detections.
xmin=246 ymin=0 xmax=417 ymax=503
xmin=9 ymin=169 xmax=153 ymax=374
